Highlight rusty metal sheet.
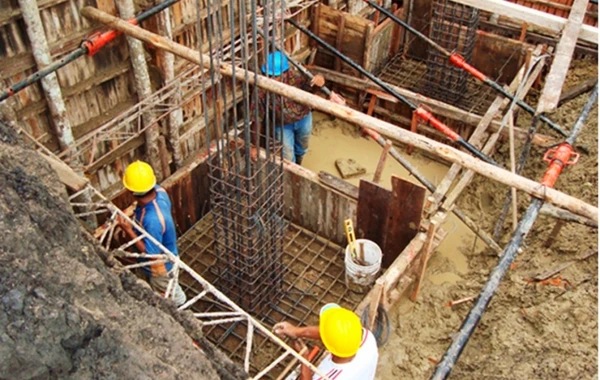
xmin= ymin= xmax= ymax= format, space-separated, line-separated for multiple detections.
xmin=381 ymin=176 xmax=426 ymax=268
xmin=356 ymin=179 xmax=392 ymax=254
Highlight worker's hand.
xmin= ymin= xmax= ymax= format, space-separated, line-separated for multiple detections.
xmin=117 ymin=214 xmax=135 ymax=236
xmin=273 ymin=321 xmax=299 ymax=339
xmin=292 ymin=339 xmax=310 ymax=358
xmin=250 ymin=146 xmax=258 ymax=162
xmin=310 ymin=75 xmax=325 ymax=88
xmin=329 ymin=91 xmax=346 ymax=106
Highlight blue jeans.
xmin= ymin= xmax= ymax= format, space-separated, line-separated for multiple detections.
xmin=276 ymin=113 xmax=312 ymax=163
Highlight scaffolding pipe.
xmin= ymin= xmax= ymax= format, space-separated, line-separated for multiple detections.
xmin=79 ymin=6 xmax=599 ymax=223
xmin=285 ymin=18 xmax=499 ymax=166
xmin=0 ymin=0 xmax=181 ymax=103
xmin=430 ymin=83 xmax=598 ymax=380
xmin=361 ymin=0 xmax=569 ymax=138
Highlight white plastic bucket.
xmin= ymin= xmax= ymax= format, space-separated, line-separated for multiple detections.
xmin=344 ymin=239 xmax=382 ymax=294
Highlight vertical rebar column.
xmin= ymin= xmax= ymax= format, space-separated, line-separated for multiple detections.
xmin=423 ymin=0 xmax=479 ymax=105
xmin=199 ymin=0 xmax=285 ymax=315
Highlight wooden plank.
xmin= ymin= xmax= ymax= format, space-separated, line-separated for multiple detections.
xmin=479 ymin=19 xmax=598 ymax=56
xmin=319 ymin=4 xmax=372 ymax=29
xmin=0 ymin=0 xmax=68 ymax=27
xmin=43 ymin=153 xmax=89 ymax=191
xmin=410 ymin=218 xmax=439 ymax=301
xmin=538 ymin=0 xmax=590 ymax=113
xmin=72 ymin=100 xmax=137 ymax=139
xmin=309 ymin=66 xmax=513 ymax=130
xmin=558 ymin=77 xmax=598 ymax=105
xmin=380 ymin=176 xmax=425 ymax=268
xmin=372 ymin=140 xmax=392 ymax=183
xmin=389 ymin=6 xmax=402 ymax=59
xmin=452 ymin=0 xmax=598 ymax=44
xmin=513 ymin=0 xmax=598 ymax=18
xmin=355 ymin=226 xmax=447 ymax=315
xmin=356 ymin=180 xmax=392 ymax=255
xmin=363 ymin=23 xmax=375 ymax=73
xmin=61 ymin=61 xmax=131 ymax=98
xmin=85 ymin=135 xmax=145 ymax=174
xmin=318 ymin=171 xmax=359 ymax=200
xmin=334 ymin=14 xmax=346 ymax=72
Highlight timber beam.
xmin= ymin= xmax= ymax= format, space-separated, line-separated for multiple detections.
xmin=538 ymin=0 xmax=590 ymax=114
xmin=314 ymin=66 xmax=556 ymax=146
xmin=80 ymin=6 xmax=599 ymax=223
xmin=452 ymin=0 xmax=598 ymax=45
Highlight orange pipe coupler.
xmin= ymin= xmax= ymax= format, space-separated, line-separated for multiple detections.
xmin=83 ymin=19 xmax=139 ymax=56
xmin=541 ymin=143 xmax=579 ymax=188
xmin=449 ymin=53 xmax=487 ymax=82
xmin=363 ymin=127 xmax=381 ymax=141
xmin=414 ymin=107 xmax=460 ymax=141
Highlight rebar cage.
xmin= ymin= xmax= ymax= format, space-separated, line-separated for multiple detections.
xmin=199 ymin=0 xmax=290 ymax=314
xmin=424 ymin=0 xmax=480 ymax=105
xmin=209 ymin=155 xmax=286 ymax=314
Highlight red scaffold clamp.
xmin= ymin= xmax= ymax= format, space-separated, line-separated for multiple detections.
xmin=541 ymin=142 xmax=580 ymax=188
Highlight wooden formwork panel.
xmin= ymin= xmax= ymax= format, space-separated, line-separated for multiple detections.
xmin=314 ymin=4 xmax=375 ymax=71
xmin=283 ymin=164 xmax=357 ymax=246
xmin=357 ymin=177 xmax=425 ymax=269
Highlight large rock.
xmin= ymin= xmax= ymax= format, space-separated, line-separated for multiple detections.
xmin=0 ymin=121 xmax=245 ymax=380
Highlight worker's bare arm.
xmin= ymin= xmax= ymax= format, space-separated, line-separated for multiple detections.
xmin=117 ymin=215 xmax=146 ymax=253
xmin=273 ymin=322 xmax=320 ymax=341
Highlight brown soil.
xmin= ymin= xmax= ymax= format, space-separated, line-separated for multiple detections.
xmin=377 ymin=58 xmax=598 ymax=379
xmin=0 ymin=121 xmax=245 ymax=379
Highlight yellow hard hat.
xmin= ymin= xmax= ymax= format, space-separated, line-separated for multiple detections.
xmin=319 ymin=303 xmax=362 ymax=358
xmin=123 ymin=161 xmax=156 ymax=194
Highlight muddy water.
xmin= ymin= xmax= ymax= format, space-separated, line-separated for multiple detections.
xmin=304 ymin=112 xmax=483 ymax=285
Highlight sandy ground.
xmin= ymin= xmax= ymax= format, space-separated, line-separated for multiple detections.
xmin=304 ymin=58 xmax=598 ymax=379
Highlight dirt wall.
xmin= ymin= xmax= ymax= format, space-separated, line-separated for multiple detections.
xmin=0 ymin=121 xmax=245 ymax=380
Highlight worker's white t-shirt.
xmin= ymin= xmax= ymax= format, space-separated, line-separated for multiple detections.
xmin=313 ymin=328 xmax=379 ymax=380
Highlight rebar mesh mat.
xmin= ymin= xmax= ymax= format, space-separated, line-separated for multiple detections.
xmin=177 ymin=214 xmax=363 ymax=377
xmin=379 ymin=54 xmax=497 ymax=116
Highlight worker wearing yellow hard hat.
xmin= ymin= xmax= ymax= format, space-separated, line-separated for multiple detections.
xmin=273 ymin=303 xmax=379 ymax=379
xmin=118 ymin=160 xmax=187 ymax=306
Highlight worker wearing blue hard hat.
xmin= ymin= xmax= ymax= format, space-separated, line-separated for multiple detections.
xmin=250 ymin=51 xmax=345 ymax=165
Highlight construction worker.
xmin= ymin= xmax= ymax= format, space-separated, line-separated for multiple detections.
xmin=250 ymin=51 xmax=345 ymax=165
xmin=117 ymin=160 xmax=187 ymax=307
xmin=273 ymin=303 xmax=378 ymax=379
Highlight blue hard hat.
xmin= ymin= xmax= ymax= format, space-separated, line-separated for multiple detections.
xmin=261 ymin=52 xmax=290 ymax=76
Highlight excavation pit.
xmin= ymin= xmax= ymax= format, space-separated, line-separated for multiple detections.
xmin=177 ymin=214 xmax=363 ymax=377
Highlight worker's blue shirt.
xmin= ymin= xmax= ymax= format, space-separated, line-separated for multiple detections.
xmin=133 ymin=185 xmax=179 ymax=278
